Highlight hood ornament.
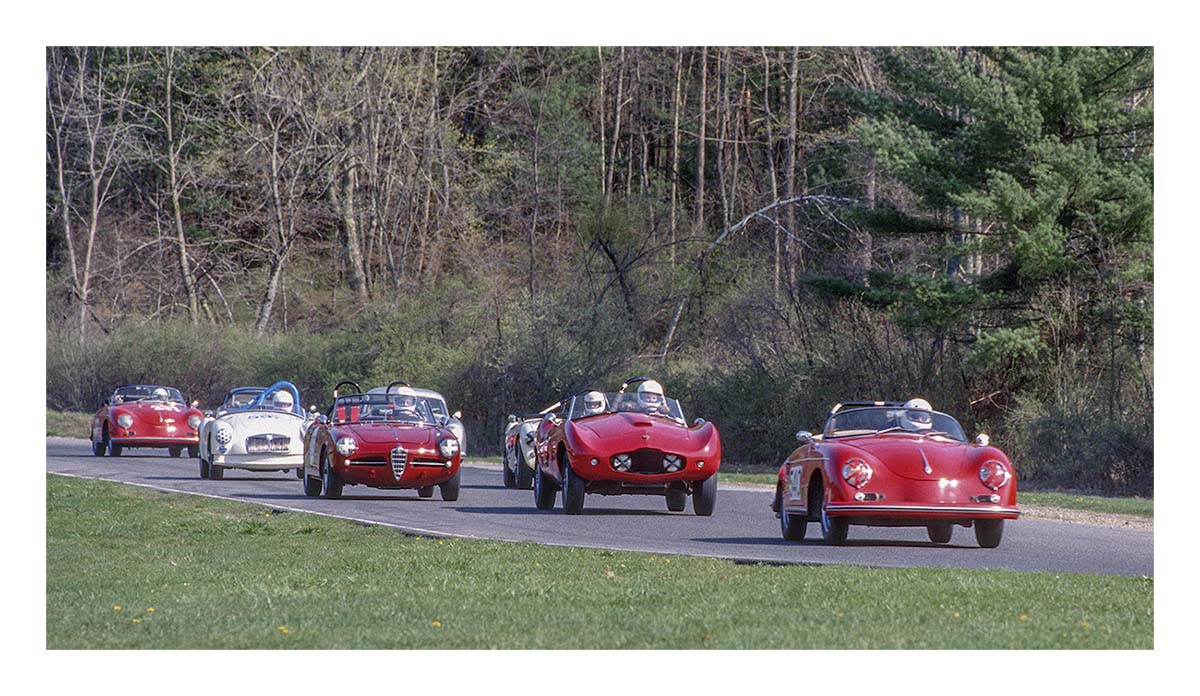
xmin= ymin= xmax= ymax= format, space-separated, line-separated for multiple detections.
xmin=920 ymin=449 xmax=933 ymax=475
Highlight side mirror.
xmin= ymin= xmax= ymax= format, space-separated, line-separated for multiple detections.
xmin=309 ymin=405 xmax=318 ymax=413
xmin=692 ymin=417 xmax=706 ymax=427
xmin=796 ymin=430 xmax=814 ymax=444
xmin=438 ymin=415 xmax=450 ymax=427
xmin=203 ymin=410 xmax=213 ymax=418
xmin=315 ymin=414 xmax=329 ymax=425
xmin=508 ymin=414 xmax=518 ymax=424
xmin=452 ymin=410 xmax=462 ymax=420
xmin=975 ymin=433 xmax=990 ymax=446
xmin=191 ymin=400 xmax=199 ymax=408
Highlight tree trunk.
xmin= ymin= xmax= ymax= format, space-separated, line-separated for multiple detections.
xmin=163 ymin=48 xmax=201 ymax=324
xmin=694 ymin=47 xmax=708 ymax=235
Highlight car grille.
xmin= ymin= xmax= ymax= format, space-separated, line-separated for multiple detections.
xmin=245 ymin=434 xmax=290 ymax=454
xmin=626 ymin=448 xmax=674 ymax=474
xmin=391 ymin=446 xmax=408 ymax=479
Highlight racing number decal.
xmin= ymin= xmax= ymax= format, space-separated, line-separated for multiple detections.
xmin=787 ymin=465 xmax=804 ymax=500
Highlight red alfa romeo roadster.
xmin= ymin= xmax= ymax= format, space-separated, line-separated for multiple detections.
xmin=90 ymin=384 xmax=204 ymax=457
xmin=301 ymin=381 xmax=462 ymax=500
xmin=531 ymin=377 xmax=721 ymax=515
xmin=772 ymin=400 xmax=1020 ymax=547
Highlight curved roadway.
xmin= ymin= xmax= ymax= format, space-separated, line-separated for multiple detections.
xmin=46 ymin=438 xmax=1152 ymax=576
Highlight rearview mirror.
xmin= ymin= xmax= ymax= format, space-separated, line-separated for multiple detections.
xmin=975 ymin=433 xmax=990 ymax=446
xmin=692 ymin=417 xmax=706 ymax=427
xmin=508 ymin=414 xmax=518 ymax=424
xmin=452 ymin=410 xmax=462 ymax=420
xmin=796 ymin=430 xmax=814 ymax=444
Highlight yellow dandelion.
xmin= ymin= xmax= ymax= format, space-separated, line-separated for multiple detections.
xmin=1019 ymin=614 xmax=1028 ymax=622
xmin=432 ymin=620 xmax=442 ymax=628
xmin=132 ymin=618 xmax=141 ymax=624
xmin=147 ymin=608 xmax=156 ymax=613
xmin=1080 ymin=622 xmax=1091 ymax=630
xmin=437 ymin=540 xmax=444 ymax=545
xmin=278 ymin=626 xmax=290 ymax=634
xmin=113 ymin=605 xmax=122 ymax=612
xmin=952 ymin=611 xmax=960 ymax=618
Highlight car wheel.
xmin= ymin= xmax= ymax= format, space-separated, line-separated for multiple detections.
xmin=514 ymin=446 xmax=533 ymax=490
xmin=439 ymin=471 xmax=461 ymax=502
xmin=302 ymin=466 xmax=323 ymax=497
xmin=974 ymin=519 xmax=1004 ymax=548
xmin=199 ymin=455 xmax=210 ymax=479
xmin=779 ymin=488 xmax=807 ymax=541
xmin=666 ymin=489 xmax=687 ymax=512
xmin=322 ymin=451 xmax=343 ymax=499
xmin=533 ymin=461 xmax=556 ymax=510
xmin=418 ymin=486 xmax=435 ymax=498
xmin=109 ymin=442 xmax=123 ymax=457
xmin=928 ymin=523 xmax=953 ymax=544
xmin=562 ymin=463 xmax=585 ymax=515
xmin=92 ymin=429 xmax=107 ymax=457
xmin=210 ymin=461 xmax=224 ymax=480
xmin=169 ymin=446 xmax=183 ymax=458
xmin=502 ymin=449 xmax=516 ymax=489
xmin=816 ymin=481 xmax=848 ymax=544
xmin=692 ymin=473 xmax=717 ymax=516
xmin=188 ymin=445 xmax=200 ymax=458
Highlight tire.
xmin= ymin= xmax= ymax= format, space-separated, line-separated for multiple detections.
xmin=502 ymin=449 xmax=516 ymax=489
xmin=109 ymin=442 xmax=123 ymax=457
xmin=514 ymin=446 xmax=533 ymax=490
xmin=322 ymin=451 xmax=342 ymax=499
xmin=692 ymin=473 xmax=717 ymax=516
xmin=779 ymin=488 xmax=807 ymax=541
xmin=295 ymin=466 xmax=304 ymax=479
xmin=91 ymin=437 xmax=106 ymax=457
xmin=169 ymin=446 xmax=183 ymax=458
xmin=816 ymin=479 xmax=848 ymax=544
xmin=665 ymin=489 xmax=687 ymax=512
xmin=303 ymin=469 xmax=323 ymax=497
xmin=199 ymin=455 xmax=210 ymax=479
xmin=188 ymin=445 xmax=200 ymax=458
xmin=418 ymin=486 xmax=435 ymax=498
xmin=439 ymin=471 xmax=461 ymax=502
xmin=533 ymin=461 xmax=556 ymax=510
xmin=210 ymin=462 xmax=224 ymax=480
xmin=561 ymin=462 xmax=585 ymax=515
xmin=974 ymin=519 xmax=1004 ymax=548
xmin=928 ymin=523 xmax=953 ymax=544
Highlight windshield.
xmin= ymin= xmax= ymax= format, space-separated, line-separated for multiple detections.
xmin=568 ymin=392 xmax=685 ymax=423
xmin=222 ymin=389 xmax=265 ymax=412
xmin=823 ymin=407 xmax=967 ymax=441
xmin=332 ymin=393 xmax=437 ymax=426
xmin=113 ymin=385 xmax=184 ymax=404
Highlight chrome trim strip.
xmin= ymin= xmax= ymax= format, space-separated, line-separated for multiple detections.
xmin=827 ymin=504 xmax=1020 ymax=517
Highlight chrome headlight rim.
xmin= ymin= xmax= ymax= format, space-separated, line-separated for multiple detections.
xmin=438 ymin=437 xmax=460 ymax=459
xmin=979 ymin=459 xmax=1012 ymax=490
xmin=115 ymin=413 xmax=133 ymax=429
xmin=187 ymin=414 xmax=202 ymax=430
xmin=841 ymin=458 xmax=873 ymax=488
xmin=336 ymin=436 xmax=358 ymax=457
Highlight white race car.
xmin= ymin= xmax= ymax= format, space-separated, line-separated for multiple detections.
xmin=367 ymin=383 xmax=465 ymax=454
xmin=197 ymin=381 xmax=310 ymax=480
xmin=503 ymin=401 xmax=561 ymax=489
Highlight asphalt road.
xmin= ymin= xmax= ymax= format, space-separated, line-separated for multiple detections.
xmin=46 ymin=437 xmax=1153 ymax=576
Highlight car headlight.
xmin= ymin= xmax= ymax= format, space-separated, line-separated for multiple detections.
xmin=214 ymin=423 xmax=233 ymax=445
xmin=612 ymin=453 xmax=632 ymax=472
xmin=979 ymin=460 xmax=1011 ymax=490
xmin=336 ymin=437 xmax=358 ymax=457
xmin=663 ymin=454 xmax=683 ymax=472
xmin=439 ymin=438 xmax=460 ymax=459
xmin=841 ymin=458 xmax=873 ymax=488
xmin=188 ymin=414 xmax=202 ymax=429
xmin=116 ymin=413 xmax=133 ymax=429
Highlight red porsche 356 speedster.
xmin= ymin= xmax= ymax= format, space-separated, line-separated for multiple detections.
xmin=772 ymin=400 xmax=1019 ymax=547
xmin=531 ymin=377 xmax=721 ymax=515
xmin=90 ymin=384 xmax=205 ymax=457
xmin=301 ymin=381 xmax=462 ymax=500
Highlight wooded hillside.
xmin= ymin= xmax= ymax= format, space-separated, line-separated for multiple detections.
xmin=46 ymin=47 xmax=1153 ymax=493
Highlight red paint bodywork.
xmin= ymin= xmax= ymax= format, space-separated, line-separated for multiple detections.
xmin=91 ymin=391 xmax=203 ymax=452
xmin=775 ymin=418 xmax=1019 ymax=531
xmin=303 ymin=420 xmax=461 ymax=491
xmin=534 ymin=410 xmax=721 ymax=497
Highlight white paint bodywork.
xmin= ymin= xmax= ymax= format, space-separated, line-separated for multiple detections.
xmin=198 ymin=409 xmax=307 ymax=472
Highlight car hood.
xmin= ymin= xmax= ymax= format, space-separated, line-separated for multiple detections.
xmin=341 ymin=422 xmax=439 ymax=446
xmin=571 ymin=412 xmax=711 ymax=454
xmin=836 ymin=435 xmax=974 ymax=481
xmin=219 ymin=410 xmax=305 ymax=435
xmin=121 ymin=401 xmax=190 ymax=426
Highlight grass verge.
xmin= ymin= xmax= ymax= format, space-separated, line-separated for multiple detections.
xmin=47 ymin=410 xmax=92 ymax=439
xmin=47 ymin=474 xmax=1151 ymax=649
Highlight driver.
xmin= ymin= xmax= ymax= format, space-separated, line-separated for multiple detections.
xmin=637 ymin=380 xmax=669 ymax=416
xmin=152 ymin=387 xmax=169 ymax=401
xmin=393 ymin=394 xmax=419 ymax=416
xmin=900 ymin=398 xmax=933 ymax=431
xmin=582 ymin=390 xmax=607 ymax=416
xmin=270 ymin=389 xmax=295 ymax=412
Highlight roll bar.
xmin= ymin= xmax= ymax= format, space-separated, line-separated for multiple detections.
xmin=617 ymin=376 xmax=653 ymax=394
xmin=333 ymin=381 xmax=362 ymax=399
xmin=385 ymin=380 xmax=411 ymax=393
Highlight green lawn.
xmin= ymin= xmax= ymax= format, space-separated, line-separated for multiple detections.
xmin=47 ymin=410 xmax=93 ymax=439
xmin=47 ymin=474 xmax=1152 ymax=649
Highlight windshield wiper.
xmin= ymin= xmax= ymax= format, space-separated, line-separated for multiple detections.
xmin=873 ymin=426 xmax=907 ymax=436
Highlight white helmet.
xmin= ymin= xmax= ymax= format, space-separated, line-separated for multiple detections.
xmin=582 ymin=390 xmax=607 ymax=415
xmin=271 ymin=389 xmax=295 ymax=411
xmin=901 ymin=398 xmax=933 ymax=430
xmin=637 ymin=380 xmax=666 ymax=412
xmin=153 ymin=387 xmax=169 ymax=401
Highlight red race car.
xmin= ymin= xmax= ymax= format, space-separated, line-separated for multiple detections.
xmin=90 ymin=384 xmax=204 ymax=458
xmin=772 ymin=399 xmax=1020 ymax=548
xmin=301 ymin=381 xmax=462 ymax=500
xmin=531 ymin=377 xmax=721 ymax=515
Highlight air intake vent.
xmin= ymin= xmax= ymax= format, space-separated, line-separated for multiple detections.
xmin=390 ymin=446 xmax=408 ymax=480
xmin=245 ymin=434 xmax=290 ymax=454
